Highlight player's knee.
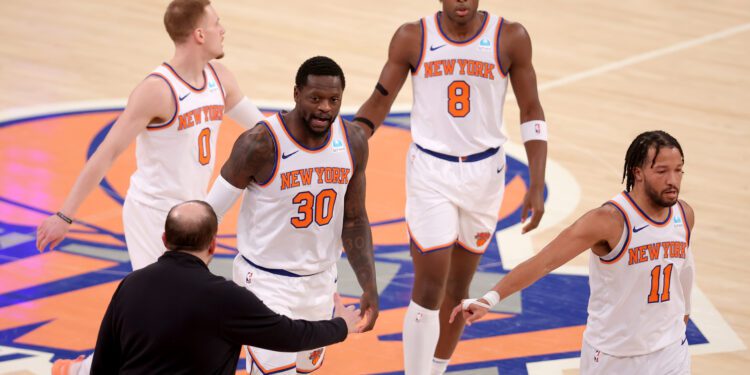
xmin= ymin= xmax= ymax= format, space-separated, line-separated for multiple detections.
xmin=443 ymin=282 xmax=470 ymax=303
xmin=412 ymin=282 xmax=446 ymax=309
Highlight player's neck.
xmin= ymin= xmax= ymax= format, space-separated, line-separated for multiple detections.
xmin=628 ymin=189 xmax=671 ymax=221
xmin=283 ymin=110 xmax=330 ymax=150
xmin=438 ymin=11 xmax=485 ymax=41
xmin=168 ymin=48 xmax=210 ymax=87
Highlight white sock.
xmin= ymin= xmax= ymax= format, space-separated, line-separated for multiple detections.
xmin=431 ymin=357 xmax=450 ymax=375
xmin=403 ymin=300 xmax=440 ymax=375
xmin=74 ymin=354 xmax=92 ymax=375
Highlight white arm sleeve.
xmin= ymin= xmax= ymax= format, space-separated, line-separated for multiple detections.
xmin=680 ymin=247 xmax=695 ymax=315
xmin=205 ymin=175 xmax=244 ymax=222
xmin=225 ymin=97 xmax=264 ymax=130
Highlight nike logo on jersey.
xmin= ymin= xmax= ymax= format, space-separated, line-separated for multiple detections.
xmin=281 ymin=150 xmax=299 ymax=159
xmin=682 ymin=337 xmax=688 ymax=345
xmin=429 ymin=44 xmax=446 ymax=51
xmin=497 ymin=165 xmax=505 ymax=174
xmin=179 ymin=93 xmax=190 ymax=101
xmin=633 ymin=225 xmax=649 ymax=233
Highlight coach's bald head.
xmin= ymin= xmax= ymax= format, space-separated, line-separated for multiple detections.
xmin=163 ymin=201 xmax=218 ymax=257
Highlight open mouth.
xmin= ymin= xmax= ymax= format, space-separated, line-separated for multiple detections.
xmin=311 ymin=116 xmax=331 ymax=128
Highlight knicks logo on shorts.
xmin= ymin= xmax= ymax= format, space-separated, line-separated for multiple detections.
xmin=308 ymin=348 xmax=324 ymax=366
xmin=475 ymin=232 xmax=491 ymax=247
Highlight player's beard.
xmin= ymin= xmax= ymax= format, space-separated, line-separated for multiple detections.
xmin=644 ymin=180 xmax=679 ymax=208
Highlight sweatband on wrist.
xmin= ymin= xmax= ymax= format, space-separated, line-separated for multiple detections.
xmin=520 ymin=120 xmax=548 ymax=143
xmin=461 ymin=291 xmax=500 ymax=310
xmin=205 ymin=175 xmax=244 ymax=221
xmin=56 ymin=212 xmax=73 ymax=224
xmin=226 ymin=97 xmax=265 ymax=130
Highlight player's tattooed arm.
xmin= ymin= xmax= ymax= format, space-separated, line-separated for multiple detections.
xmin=219 ymin=122 xmax=277 ymax=188
xmin=342 ymin=123 xmax=379 ymax=332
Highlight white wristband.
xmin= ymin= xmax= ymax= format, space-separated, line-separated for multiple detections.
xmin=520 ymin=120 xmax=548 ymax=143
xmin=481 ymin=290 xmax=500 ymax=307
xmin=205 ymin=175 xmax=244 ymax=222
xmin=461 ymin=291 xmax=500 ymax=310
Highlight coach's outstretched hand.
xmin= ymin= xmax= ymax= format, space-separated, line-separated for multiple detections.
xmin=36 ymin=214 xmax=71 ymax=252
xmin=334 ymin=293 xmax=363 ymax=334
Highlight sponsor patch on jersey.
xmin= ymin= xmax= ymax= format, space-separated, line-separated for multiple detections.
xmin=332 ymin=138 xmax=345 ymax=152
xmin=479 ymin=37 xmax=492 ymax=51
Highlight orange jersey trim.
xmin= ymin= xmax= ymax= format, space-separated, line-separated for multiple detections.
xmin=411 ymin=18 xmax=428 ymax=76
xmin=456 ymin=239 xmax=486 ymax=255
xmin=206 ymin=62 xmax=226 ymax=106
xmin=257 ymin=120 xmax=281 ymax=188
xmin=677 ymin=200 xmax=691 ymax=246
xmin=494 ymin=17 xmax=508 ymax=78
xmin=341 ymin=118 xmax=356 ymax=172
xmin=247 ymin=347 xmax=296 ymax=374
xmin=145 ymin=72 xmax=179 ymax=131
xmin=277 ymin=112 xmax=333 ymax=153
xmin=434 ymin=11 xmax=490 ymax=46
xmin=162 ymin=62 xmax=208 ymax=93
xmin=408 ymin=224 xmax=456 ymax=253
xmin=600 ymin=200 xmax=632 ymax=264
xmin=622 ymin=191 xmax=673 ymax=227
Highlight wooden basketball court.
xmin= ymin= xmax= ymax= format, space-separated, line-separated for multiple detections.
xmin=1 ymin=0 xmax=748 ymax=373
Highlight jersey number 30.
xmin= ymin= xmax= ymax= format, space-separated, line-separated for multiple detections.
xmin=291 ymin=189 xmax=337 ymax=228
xmin=448 ymin=81 xmax=470 ymax=117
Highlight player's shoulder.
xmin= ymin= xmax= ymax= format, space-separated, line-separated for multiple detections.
xmin=235 ymin=121 xmax=276 ymax=160
xmin=498 ymin=18 xmax=530 ymax=40
xmin=393 ymin=20 xmax=423 ymax=41
xmin=343 ymin=120 xmax=369 ymax=150
xmin=677 ymin=199 xmax=695 ymax=229
xmin=129 ymin=75 xmax=174 ymax=108
xmin=591 ymin=202 xmax=627 ymax=227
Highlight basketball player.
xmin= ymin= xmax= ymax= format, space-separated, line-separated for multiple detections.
xmin=42 ymin=1 xmax=265 ymax=373
xmin=205 ymin=56 xmax=378 ymax=375
xmin=353 ymin=0 xmax=547 ymax=373
xmin=36 ymin=0 xmax=265 ymax=270
xmin=452 ymin=130 xmax=695 ymax=374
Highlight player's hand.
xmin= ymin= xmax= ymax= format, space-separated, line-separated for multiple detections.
xmin=521 ymin=188 xmax=545 ymax=234
xmin=358 ymin=290 xmax=379 ymax=332
xmin=36 ymin=214 xmax=71 ymax=252
xmin=333 ymin=293 xmax=362 ymax=334
xmin=449 ymin=298 xmax=490 ymax=326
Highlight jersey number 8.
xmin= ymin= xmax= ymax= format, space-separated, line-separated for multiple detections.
xmin=448 ymin=80 xmax=470 ymax=117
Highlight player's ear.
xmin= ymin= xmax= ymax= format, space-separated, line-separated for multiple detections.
xmin=162 ymin=233 xmax=169 ymax=250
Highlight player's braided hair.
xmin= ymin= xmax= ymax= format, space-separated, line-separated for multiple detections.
xmin=295 ymin=56 xmax=346 ymax=89
xmin=622 ymin=130 xmax=684 ymax=192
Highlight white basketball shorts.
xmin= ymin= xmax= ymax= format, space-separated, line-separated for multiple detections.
xmin=233 ymin=254 xmax=338 ymax=374
xmin=405 ymin=143 xmax=506 ymax=254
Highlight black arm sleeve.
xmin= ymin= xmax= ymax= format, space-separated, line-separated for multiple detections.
xmin=218 ymin=283 xmax=347 ymax=351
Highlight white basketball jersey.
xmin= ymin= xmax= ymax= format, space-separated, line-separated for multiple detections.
xmin=584 ymin=192 xmax=692 ymax=356
xmin=237 ymin=113 xmax=354 ymax=275
xmin=128 ymin=63 xmax=225 ymax=212
xmin=410 ymin=12 xmax=509 ymax=156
